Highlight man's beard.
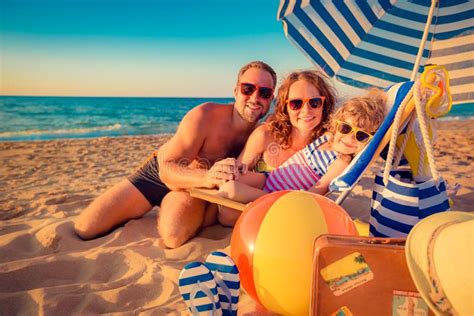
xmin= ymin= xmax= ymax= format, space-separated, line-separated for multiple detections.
xmin=239 ymin=101 xmax=266 ymax=123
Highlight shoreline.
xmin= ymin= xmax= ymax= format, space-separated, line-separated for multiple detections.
xmin=0 ymin=117 xmax=473 ymax=144
xmin=0 ymin=132 xmax=175 ymax=145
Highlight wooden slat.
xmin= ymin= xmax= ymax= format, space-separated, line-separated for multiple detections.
xmin=187 ymin=188 xmax=247 ymax=211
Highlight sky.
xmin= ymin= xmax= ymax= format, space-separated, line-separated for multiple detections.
xmin=0 ymin=0 xmax=363 ymax=98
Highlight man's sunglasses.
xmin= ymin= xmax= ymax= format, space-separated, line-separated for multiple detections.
xmin=239 ymin=83 xmax=273 ymax=100
xmin=336 ymin=120 xmax=373 ymax=143
xmin=287 ymin=97 xmax=325 ymax=111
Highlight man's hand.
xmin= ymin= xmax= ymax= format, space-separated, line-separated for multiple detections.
xmin=204 ymin=158 xmax=246 ymax=188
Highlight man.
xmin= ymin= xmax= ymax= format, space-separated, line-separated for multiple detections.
xmin=74 ymin=61 xmax=276 ymax=248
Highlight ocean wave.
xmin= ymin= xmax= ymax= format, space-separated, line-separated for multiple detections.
xmin=0 ymin=123 xmax=123 ymax=138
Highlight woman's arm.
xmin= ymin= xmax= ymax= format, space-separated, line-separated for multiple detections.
xmin=308 ymin=158 xmax=349 ymax=195
xmin=238 ymin=124 xmax=271 ymax=170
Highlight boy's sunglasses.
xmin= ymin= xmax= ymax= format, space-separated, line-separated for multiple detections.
xmin=287 ymin=97 xmax=325 ymax=111
xmin=336 ymin=120 xmax=373 ymax=143
xmin=239 ymin=83 xmax=273 ymax=100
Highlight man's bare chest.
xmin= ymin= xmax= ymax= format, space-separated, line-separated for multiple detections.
xmin=198 ymin=133 xmax=247 ymax=164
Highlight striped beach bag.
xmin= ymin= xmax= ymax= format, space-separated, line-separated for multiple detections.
xmin=369 ymin=78 xmax=450 ymax=237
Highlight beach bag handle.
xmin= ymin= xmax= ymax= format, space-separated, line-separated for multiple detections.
xmin=383 ymin=79 xmax=440 ymax=186
xmin=369 ymin=67 xmax=451 ymax=237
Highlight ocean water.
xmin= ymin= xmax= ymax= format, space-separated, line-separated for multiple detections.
xmin=0 ymin=96 xmax=472 ymax=142
xmin=441 ymin=102 xmax=474 ymax=120
xmin=0 ymin=96 xmax=233 ymax=142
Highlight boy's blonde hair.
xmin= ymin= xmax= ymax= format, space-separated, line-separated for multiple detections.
xmin=328 ymin=88 xmax=387 ymax=135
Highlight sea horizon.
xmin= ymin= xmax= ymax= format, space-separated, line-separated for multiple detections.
xmin=1 ymin=95 xmax=473 ymax=143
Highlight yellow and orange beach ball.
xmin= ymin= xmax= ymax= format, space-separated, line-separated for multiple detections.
xmin=231 ymin=190 xmax=358 ymax=315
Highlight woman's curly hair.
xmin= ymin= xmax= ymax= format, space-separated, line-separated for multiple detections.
xmin=266 ymin=70 xmax=337 ymax=149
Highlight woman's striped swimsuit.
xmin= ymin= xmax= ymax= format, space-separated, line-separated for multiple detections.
xmin=263 ymin=135 xmax=337 ymax=192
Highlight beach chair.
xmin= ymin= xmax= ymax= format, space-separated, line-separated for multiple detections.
xmin=329 ymin=65 xmax=451 ymax=204
xmin=188 ymin=66 xmax=451 ymax=223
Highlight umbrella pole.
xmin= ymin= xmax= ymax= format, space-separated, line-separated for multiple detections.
xmin=410 ymin=0 xmax=438 ymax=81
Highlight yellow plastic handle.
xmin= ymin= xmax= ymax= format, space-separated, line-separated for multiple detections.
xmin=420 ymin=65 xmax=453 ymax=118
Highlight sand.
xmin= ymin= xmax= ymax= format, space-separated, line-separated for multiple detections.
xmin=1 ymin=119 xmax=473 ymax=315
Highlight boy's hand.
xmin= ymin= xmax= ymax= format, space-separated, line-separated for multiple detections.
xmin=218 ymin=180 xmax=237 ymax=199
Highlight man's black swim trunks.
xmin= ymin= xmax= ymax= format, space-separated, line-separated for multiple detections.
xmin=127 ymin=152 xmax=170 ymax=206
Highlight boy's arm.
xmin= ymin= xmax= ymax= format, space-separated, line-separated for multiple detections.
xmin=218 ymin=180 xmax=267 ymax=204
xmin=308 ymin=158 xmax=349 ymax=195
xmin=159 ymin=105 xmax=237 ymax=190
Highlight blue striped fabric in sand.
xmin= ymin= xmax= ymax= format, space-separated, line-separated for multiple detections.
xmin=205 ymin=252 xmax=239 ymax=316
xmin=329 ymin=81 xmax=413 ymax=193
xmin=277 ymin=0 xmax=473 ymax=105
xmin=178 ymin=262 xmax=221 ymax=314
xmin=370 ymin=168 xmax=450 ymax=237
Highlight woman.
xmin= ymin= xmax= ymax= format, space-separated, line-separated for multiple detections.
xmin=238 ymin=70 xmax=336 ymax=173
xmin=218 ymin=70 xmax=337 ymax=225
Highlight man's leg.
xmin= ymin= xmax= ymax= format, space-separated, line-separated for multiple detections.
xmin=158 ymin=191 xmax=218 ymax=248
xmin=217 ymin=206 xmax=242 ymax=227
xmin=203 ymin=203 xmax=218 ymax=227
xmin=74 ymin=179 xmax=153 ymax=239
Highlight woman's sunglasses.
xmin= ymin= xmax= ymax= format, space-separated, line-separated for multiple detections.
xmin=239 ymin=83 xmax=273 ymax=100
xmin=287 ymin=97 xmax=325 ymax=111
xmin=336 ymin=120 xmax=373 ymax=143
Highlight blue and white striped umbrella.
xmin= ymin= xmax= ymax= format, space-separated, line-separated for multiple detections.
xmin=277 ymin=0 xmax=473 ymax=105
